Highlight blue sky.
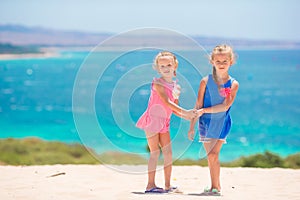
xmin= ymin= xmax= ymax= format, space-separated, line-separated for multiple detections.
xmin=1 ymin=0 xmax=299 ymax=41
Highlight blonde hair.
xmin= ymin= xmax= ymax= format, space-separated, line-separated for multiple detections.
xmin=210 ymin=45 xmax=237 ymax=82
xmin=153 ymin=51 xmax=179 ymax=72
xmin=210 ymin=44 xmax=236 ymax=64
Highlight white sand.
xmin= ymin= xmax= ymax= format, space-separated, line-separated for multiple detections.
xmin=0 ymin=47 xmax=61 ymax=60
xmin=0 ymin=52 xmax=58 ymax=60
xmin=0 ymin=165 xmax=299 ymax=200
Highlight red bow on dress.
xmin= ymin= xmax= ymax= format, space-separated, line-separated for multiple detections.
xmin=219 ymin=88 xmax=231 ymax=97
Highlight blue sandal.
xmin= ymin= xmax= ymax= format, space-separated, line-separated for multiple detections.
xmin=145 ymin=187 xmax=166 ymax=194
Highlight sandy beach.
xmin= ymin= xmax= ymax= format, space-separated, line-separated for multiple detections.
xmin=0 ymin=50 xmax=59 ymax=60
xmin=1 ymin=165 xmax=299 ymax=200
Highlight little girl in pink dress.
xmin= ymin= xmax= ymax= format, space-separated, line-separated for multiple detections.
xmin=136 ymin=77 xmax=178 ymax=134
xmin=136 ymin=51 xmax=196 ymax=193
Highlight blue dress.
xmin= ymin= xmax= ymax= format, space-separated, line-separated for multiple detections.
xmin=198 ymin=74 xmax=234 ymax=142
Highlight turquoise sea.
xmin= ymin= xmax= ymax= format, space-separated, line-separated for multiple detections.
xmin=1 ymin=49 xmax=300 ymax=162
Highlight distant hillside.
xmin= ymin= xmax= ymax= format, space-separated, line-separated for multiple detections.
xmin=192 ymin=36 xmax=300 ymax=49
xmin=0 ymin=43 xmax=41 ymax=54
xmin=0 ymin=24 xmax=111 ymax=46
xmin=0 ymin=24 xmax=299 ymax=49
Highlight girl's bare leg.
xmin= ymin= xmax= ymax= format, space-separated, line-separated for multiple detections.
xmin=145 ymin=132 xmax=160 ymax=190
xmin=204 ymin=140 xmax=223 ymax=191
xmin=159 ymin=132 xmax=172 ymax=190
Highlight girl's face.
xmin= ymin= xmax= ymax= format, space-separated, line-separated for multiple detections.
xmin=157 ymin=56 xmax=176 ymax=78
xmin=211 ymin=53 xmax=233 ymax=73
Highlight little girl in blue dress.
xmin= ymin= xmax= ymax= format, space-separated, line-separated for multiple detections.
xmin=188 ymin=44 xmax=239 ymax=196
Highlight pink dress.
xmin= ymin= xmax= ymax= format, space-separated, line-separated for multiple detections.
xmin=136 ymin=77 xmax=176 ymax=133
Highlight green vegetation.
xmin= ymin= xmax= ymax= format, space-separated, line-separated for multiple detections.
xmin=0 ymin=138 xmax=99 ymax=165
xmin=0 ymin=138 xmax=299 ymax=168
xmin=222 ymin=151 xmax=300 ymax=169
xmin=175 ymin=151 xmax=300 ymax=169
xmin=0 ymin=43 xmax=41 ymax=54
xmin=97 ymin=151 xmax=147 ymax=165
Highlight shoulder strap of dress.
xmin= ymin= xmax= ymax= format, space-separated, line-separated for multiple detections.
xmin=152 ymin=77 xmax=168 ymax=91
xmin=151 ymin=77 xmax=158 ymax=89
xmin=229 ymin=77 xmax=235 ymax=87
xmin=206 ymin=74 xmax=213 ymax=86
xmin=153 ymin=77 xmax=163 ymax=86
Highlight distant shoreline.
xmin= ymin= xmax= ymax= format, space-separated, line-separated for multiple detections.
xmin=0 ymin=52 xmax=58 ymax=60
xmin=1 ymin=45 xmax=300 ymax=61
xmin=0 ymin=47 xmax=60 ymax=60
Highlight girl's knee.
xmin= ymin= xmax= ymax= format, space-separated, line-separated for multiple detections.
xmin=149 ymin=149 xmax=160 ymax=159
xmin=207 ymin=151 xmax=219 ymax=163
xmin=161 ymin=146 xmax=172 ymax=157
xmin=163 ymin=150 xmax=172 ymax=160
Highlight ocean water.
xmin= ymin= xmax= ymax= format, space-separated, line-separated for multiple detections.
xmin=0 ymin=49 xmax=300 ymax=162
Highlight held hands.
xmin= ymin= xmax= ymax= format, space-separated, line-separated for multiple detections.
xmin=187 ymin=108 xmax=205 ymax=141
xmin=185 ymin=108 xmax=205 ymax=120
xmin=184 ymin=109 xmax=198 ymax=120
xmin=196 ymin=108 xmax=205 ymax=118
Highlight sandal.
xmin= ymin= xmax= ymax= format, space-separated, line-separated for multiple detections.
xmin=145 ymin=187 xmax=166 ymax=194
xmin=204 ymin=187 xmax=210 ymax=193
xmin=208 ymin=188 xmax=221 ymax=196
xmin=166 ymin=186 xmax=183 ymax=193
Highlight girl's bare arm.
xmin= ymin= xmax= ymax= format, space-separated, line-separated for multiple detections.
xmin=189 ymin=77 xmax=207 ymax=132
xmin=203 ymin=80 xmax=239 ymax=114
xmin=154 ymin=81 xmax=196 ymax=120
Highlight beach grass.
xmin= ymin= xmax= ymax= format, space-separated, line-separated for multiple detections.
xmin=0 ymin=137 xmax=99 ymax=165
xmin=0 ymin=137 xmax=299 ymax=168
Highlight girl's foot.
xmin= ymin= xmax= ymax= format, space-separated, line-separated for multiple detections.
xmin=145 ymin=186 xmax=165 ymax=194
xmin=209 ymin=188 xmax=221 ymax=196
xmin=165 ymin=186 xmax=183 ymax=193
xmin=146 ymin=184 xmax=159 ymax=191
xmin=204 ymin=187 xmax=221 ymax=196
